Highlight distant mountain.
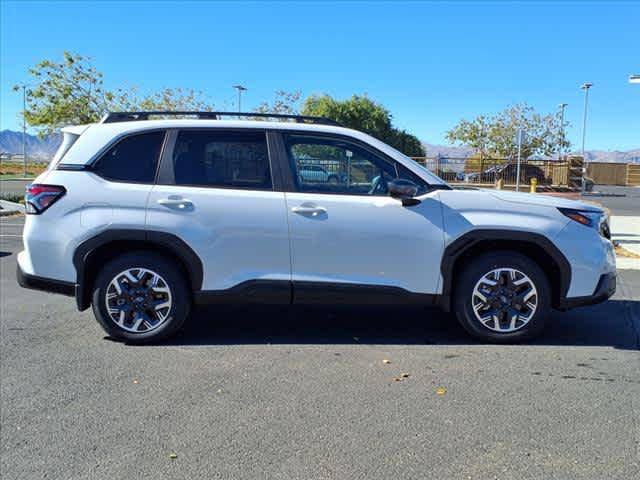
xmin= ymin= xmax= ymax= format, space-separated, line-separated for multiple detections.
xmin=422 ymin=142 xmax=475 ymax=158
xmin=0 ymin=130 xmax=60 ymax=159
xmin=422 ymin=141 xmax=640 ymax=163
xmin=581 ymin=149 xmax=640 ymax=163
xmin=0 ymin=130 xmax=638 ymax=164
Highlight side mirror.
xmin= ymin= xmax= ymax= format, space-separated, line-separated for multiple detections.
xmin=388 ymin=179 xmax=421 ymax=206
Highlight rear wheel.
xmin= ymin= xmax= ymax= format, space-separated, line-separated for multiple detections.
xmin=454 ymin=251 xmax=550 ymax=343
xmin=91 ymin=252 xmax=190 ymax=343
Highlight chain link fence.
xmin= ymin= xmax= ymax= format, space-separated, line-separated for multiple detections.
xmin=410 ymin=156 xmax=573 ymax=187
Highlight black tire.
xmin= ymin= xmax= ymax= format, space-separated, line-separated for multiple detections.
xmin=91 ymin=252 xmax=191 ymax=344
xmin=453 ymin=251 xmax=551 ymax=343
xmin=328 ymin=175 xmax=339 ymax=184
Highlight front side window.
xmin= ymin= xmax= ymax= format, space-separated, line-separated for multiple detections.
xmin=172 ymin=130 xmax=272 ymax=189
xmin=285 ymin=134 xmax=427 ymax=196
xmin=93 ymin=131 xmax=165 ymax=183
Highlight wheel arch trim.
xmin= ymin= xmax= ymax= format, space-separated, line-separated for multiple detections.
xmin=72 ymin=229 xmax=203 ymax=311
xmin=439 ymin=229 xmax=571 ymax=311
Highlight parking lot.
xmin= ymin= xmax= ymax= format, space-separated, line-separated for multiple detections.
xmin=1 ymin=212 xmax=639 ymax=479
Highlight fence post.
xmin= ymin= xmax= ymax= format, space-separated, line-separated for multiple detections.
xmin=567 ymin=155 xmax=584 ymax=190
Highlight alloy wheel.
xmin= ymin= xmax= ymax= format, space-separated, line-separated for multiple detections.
xmin=105 ymin=268 xmax=172 ymax=333
xmin=471 ymin=268 xmax=538 ymax=333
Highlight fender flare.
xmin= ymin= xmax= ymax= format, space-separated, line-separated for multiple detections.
xmin=439 ymin=229 xmax=572 ymax=310
xmin=72 ymin=229 xmax=203 ymax=310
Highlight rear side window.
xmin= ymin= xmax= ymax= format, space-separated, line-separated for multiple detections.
xmin=93 ymin=131 xmax=165 ymax=183
xmin=171 ymin=130 xmax=271 ymax=189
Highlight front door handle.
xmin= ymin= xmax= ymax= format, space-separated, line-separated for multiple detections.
xmin=291 ymin=205 xmax=327 ymax=216
xmin=157 ymin=197 xmax=193 ymax=209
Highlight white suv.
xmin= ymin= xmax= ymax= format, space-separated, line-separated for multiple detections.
xmin=17 ymin=112 xmax=616 ymax=344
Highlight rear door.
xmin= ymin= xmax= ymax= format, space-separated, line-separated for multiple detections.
xmin=146 ymin=128 xmax=291 ymax=297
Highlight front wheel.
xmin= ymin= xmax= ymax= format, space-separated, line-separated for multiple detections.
xmin=91 ymin=252 xmax=191 ymax=344
xmin=454 ymin=251 xmax=551 ymax=343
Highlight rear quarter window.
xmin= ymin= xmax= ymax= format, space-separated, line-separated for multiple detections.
xmin=49 ymin=131 xmax=80 ymax=170
xmin=93 ymin=131 xmax=165 ymax=183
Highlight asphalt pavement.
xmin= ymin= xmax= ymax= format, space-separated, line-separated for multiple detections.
xmin=0 ymin=179 xmax=30 ymax=197
xmin=585 ymin=186 xmax=640 ymax=216
xmin=1 ymin=215 xmax=639 ymax=479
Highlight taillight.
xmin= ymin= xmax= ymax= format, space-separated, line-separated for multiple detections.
xmin=25 ymin=184 xmax=66 ymax=214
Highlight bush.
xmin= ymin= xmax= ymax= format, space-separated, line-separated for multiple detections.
xmin=0 ymin=193 xmax=25 ymax=204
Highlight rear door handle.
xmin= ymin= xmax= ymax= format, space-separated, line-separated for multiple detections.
xmin=157 ymin=197 xmax=193 ymax=209
xmin=291 ymin=205 xmax=327 ymax=216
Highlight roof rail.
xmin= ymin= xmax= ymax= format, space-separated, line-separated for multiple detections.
xmin=100 ymin=111 xmax=342 ymax=127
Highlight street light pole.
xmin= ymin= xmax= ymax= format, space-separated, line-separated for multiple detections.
xmin=580 ymin=83 xmax=593 ymax=192
xmin=232 ymin=85 xmax=247 ymax=113
xmin=21 ymin=84 xmax=27 ymax=177
xmin=558 ymin=103 xmax=567 ymax=162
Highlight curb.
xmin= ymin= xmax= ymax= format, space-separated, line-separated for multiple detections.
xmin=0 ymin=199 xmax=25 ymax=216
xmin=617 ymin=257 xmax=640 ymax=270
xmin=582 ymin=193 xmax=627 ymax=198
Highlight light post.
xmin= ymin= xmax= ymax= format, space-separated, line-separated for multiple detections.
xmin=232 ymin=85 xmax=247 ymax=113
xmin=558 ymin=103 xmax=567 ymax=161
xmin=16 ymin=84 xmax=28 ymax=177
xmin=515 ymin=129 xmax=525 ymax=192
xmin=580 ymin=83 xmax=593 ymax=192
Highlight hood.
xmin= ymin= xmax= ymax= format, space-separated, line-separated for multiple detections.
xmin=485 ymin=189 xmax=603 ymax=212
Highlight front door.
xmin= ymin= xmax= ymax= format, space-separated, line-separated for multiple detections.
xmin=280 ymin=132 xmax=445 ymax=299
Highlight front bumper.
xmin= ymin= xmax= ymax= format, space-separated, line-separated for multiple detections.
xmin=17 ymin=263 xmax=76 ymax=297
xmin=557 ymin=272 xmax=616 ymax=310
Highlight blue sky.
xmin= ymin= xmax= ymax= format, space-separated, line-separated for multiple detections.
xmin=1 ymin=0 xmax=639 ymax=150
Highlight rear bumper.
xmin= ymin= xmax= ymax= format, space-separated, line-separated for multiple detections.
xmin=16 ymin=263 xmax=76 ymax=297
xmin=557 ymin=272 xmax=616 ymax=310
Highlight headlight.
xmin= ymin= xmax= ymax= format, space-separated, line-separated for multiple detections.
xmin=558 ymin=207 xmax=609 ymax=238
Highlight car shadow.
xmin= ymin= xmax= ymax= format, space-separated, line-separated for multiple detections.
xmin=161 ymin=299 xmax=639 ymax=350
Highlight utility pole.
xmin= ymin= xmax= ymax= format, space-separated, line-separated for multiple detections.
xmin=580 ymin=83 xmax=593 ymax=192
xmin=558 ymin=103 xmax=567 ymax=162
xmin=232 ymin=85 xmax=247 ymax=113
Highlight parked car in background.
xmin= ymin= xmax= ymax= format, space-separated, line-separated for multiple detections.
xmin=434 ymin=169 xmax=459 ymax=182
xmin=298 ymin=165 xmax=340 ymax=184
xmin=466 ymin=162 xmax=547 ymax=184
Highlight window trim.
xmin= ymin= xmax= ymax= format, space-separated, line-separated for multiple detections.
xmin=156 ymin=127 xmax=278 ymax=192
xmin=277 ymin=131 xmax=428 ymax=197
xmin=85 ymin=129 xmax=169 ymax=185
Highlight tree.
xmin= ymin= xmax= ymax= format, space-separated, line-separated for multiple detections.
xmin=14 ymin=52 xmax=108 ymax=132
xmin=301 ymin=94 xmax=425 ymax=156
xmin=254 ymin=90 xmax=302 ymax=114
xmin=111 ymin=86 xmax=215 ymax=112
xmin=446 ymin=103 xmax=570 ymax=160
xmin=16 ymin=52 xmax=214 ymax=135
